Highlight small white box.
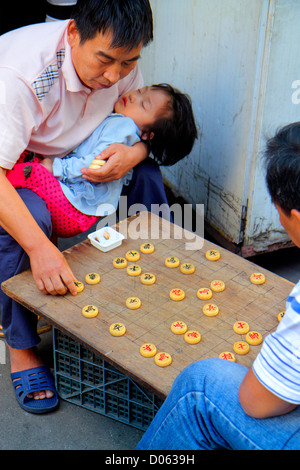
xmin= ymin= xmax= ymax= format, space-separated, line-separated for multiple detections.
xmin=88 ymin=227 xmax=125 ymax=252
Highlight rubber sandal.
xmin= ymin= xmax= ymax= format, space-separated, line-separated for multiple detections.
xmin=11 ymin=366 xmax=59 ymax=414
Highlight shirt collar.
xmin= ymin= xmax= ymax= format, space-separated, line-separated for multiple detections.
xmin=61 ymin=26 xmax=91 ymax=94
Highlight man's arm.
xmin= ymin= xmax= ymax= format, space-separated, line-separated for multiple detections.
xmin=0 ymin=168 xmax=77 ymax=296
xmin=238 ymin=367 xmax=297 ymax=418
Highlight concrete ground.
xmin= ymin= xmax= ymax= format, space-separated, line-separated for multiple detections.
xmin=1 ymin=226 xmax=300 ymax=450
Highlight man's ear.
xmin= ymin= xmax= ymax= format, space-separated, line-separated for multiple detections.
xmin=67 ymin=19 xmax=80 ymax=48
xmin=290 ymin=208 xmax=300 ymax=222
xmin=141 ymin=130 xmax=154 ymax=141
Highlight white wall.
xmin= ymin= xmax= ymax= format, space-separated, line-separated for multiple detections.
xmin=140 ymin=0 xmax=300 ymax=252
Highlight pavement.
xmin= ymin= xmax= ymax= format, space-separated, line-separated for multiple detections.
xmin=1 ymin=225 xmax=300 ymax=451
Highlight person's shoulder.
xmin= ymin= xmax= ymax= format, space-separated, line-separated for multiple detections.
xmin=0 ymin=20 xmax=69 ymax=79
xmin=0 ymin=20 xmax=68 ymax=47
xmin=109 ymin=113 xmax=140 ymax=135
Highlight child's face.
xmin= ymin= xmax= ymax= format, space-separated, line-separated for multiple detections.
xmin=114 ymin=87 xmax=171 ymax=139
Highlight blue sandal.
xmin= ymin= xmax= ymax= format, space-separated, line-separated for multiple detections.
xmin=11 ymin=366 xmax=59 ymax=414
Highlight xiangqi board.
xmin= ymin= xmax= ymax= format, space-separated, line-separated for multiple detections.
xmin=2 ymin=212 xmax=293 ymax=398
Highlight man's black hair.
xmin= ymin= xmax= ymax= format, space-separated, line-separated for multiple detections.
xmin=148 ymin=84 xmax=198 ymax=166
xmin=264 ymin=122 xmax=300 ymax=214
xmin=71 ymin=0 xmax=153 ymax=49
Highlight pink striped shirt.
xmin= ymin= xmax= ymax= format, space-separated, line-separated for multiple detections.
xmin=0 ymin=20 xmax=143 ymax=169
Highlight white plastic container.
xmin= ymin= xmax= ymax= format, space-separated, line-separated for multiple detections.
xmin=88 ymin=227 xmax=125 ymax=252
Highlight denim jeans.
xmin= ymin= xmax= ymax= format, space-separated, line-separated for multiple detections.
xmin=137 ymin=358 xmax=300 ymax=450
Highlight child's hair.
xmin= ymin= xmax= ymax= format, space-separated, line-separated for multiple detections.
xmin=71 ymin=0 xmax=153 ymax=50
xmin=148 ymin=84 xmax=198 ymax=166
xmin=264 ymin=122 xmax=300 ymax=214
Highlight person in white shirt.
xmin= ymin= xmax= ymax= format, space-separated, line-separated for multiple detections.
xmin=137 ymin=122 xmax=300 ymax=450
xmin=0 ymin=0 xmax=157 ymax=413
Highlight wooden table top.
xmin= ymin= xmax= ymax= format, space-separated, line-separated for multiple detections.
xmin=1 ymin=212 xmax=293 ymax=398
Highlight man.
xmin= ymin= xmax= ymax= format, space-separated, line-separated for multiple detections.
xmin=137 ymin=123 xmax=300 ymax=450
xmin=0 ymin=0 xmax=162 ymax=413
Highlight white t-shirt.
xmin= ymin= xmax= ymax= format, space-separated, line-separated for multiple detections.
xmin=253 ymin=280 xmax=300 ymax=404
xmin=0 ymin=20 xmax=143 ymax=169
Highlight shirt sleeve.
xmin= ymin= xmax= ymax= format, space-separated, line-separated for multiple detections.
xmin=252 ymin=282 xmax=300 ymax=404
xmin=0 ymin=68 xmax=42 ymax=169
xmin=52 ymin=115 xmax=141 ymax=183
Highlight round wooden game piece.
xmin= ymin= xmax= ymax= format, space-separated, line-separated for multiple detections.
xmin=109 ymin=323 xmax=126 ymax=337
xmin=85 ymin=272 xmax=101 ymax=285
xmin=165 ymin=256 xmax=180 ymax=268
xmin=113 ymin=257 xmax=127 ymax=269
xmin=205 ymin=249 xmax=220 ymax=261
xmin=140 ymin=242 xmax=155 ymax=254
xmin=245 ymin=331 xmax=263 ymax=345
xmin=202 ymin=303 xmax=219 ymax=316
xmin=171 ymin=321 xmax=188 ymax=335
xmin=180 ymin=263 xmax=195 ymax=274
xmin=126 ymin=297 xmax=141 ymax=309
xmin=233 ymin=341 xmax=250 ymax=355
xmin=233 ymin=321 xmax=250 ymax=335
xmin=125 ymin=250 xmax=140 ymax=262
xmin=140 ymin=272 xmax=156 ymax=285
xmin=184 ymin=330 xmax=201 ymax=344
xmin=90 ymin=159 xmax=106 ymax=168
xmin=250 ymin=273 xmax=266 ymax=285
xmin=140 ymin=343 xmax=157 ymax=358
xmin=74 ymin=280 xmax=84 ymax=293
xmin=154 ymin=352 xmax=172 ymax=367
xmin=169 ymin=288 xmax=185 ymax=301
xmin=219 ymin=351 xmax=236 ymax=362
xmin=210 ymin=280 xmax=225 ymax=292
xmin=127 ymin=264 xmax=142 ymax=276
xmin=197 ymin=288 xmax=213 ymax=300
xmin=82 ymin=305 xmax=99 ymax=318
xmin=277 ymin=311 xmax=285 ymax=322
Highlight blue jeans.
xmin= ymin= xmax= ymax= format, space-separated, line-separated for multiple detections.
xmin=137 ymin=358 xmax=300 ymax=450
xmin=0 ymin=189 xmax=52 ymax=349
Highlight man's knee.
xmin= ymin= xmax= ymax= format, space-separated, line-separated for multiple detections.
xmin=176 ymin=358 xmax=221 ymax=383
xmin=174 ymin=358 xmax=247 ymax=393
xmin=17 ymin=189 xmax=52 ymax=236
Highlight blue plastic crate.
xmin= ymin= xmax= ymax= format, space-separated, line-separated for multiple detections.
xmin=53 ymin=329 xmax=164 ymax=431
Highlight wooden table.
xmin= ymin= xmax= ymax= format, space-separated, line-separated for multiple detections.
xmin=1 ymin=212 xmax=293 ymax=399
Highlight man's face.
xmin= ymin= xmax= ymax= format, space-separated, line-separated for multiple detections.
xmin=275 ymin=203 xmax=300 ymax=248
xmin=67 ymin=20 xmax=142 ymax=90
xmin=114 ymin=87 xmax=172 ymax=138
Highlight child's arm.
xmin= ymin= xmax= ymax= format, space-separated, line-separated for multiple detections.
xmin=239 ymin=367 xmax=297 ymax=418
xmin=52 ymin=154 xmax=92 ymax=183
xmin=55 ymin=115 xmax=142 ymax=184
xmin=40 ymin=157 xmax=54 ymax=173
xmin=81 ymin=141 xmax=148 ymax=184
